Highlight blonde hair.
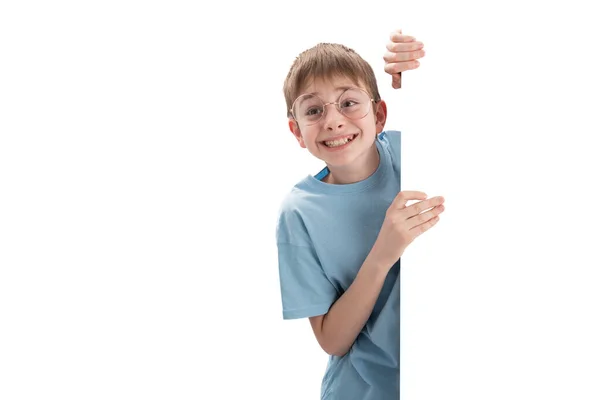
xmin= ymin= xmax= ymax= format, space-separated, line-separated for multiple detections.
xmin=283 ymin=43 xmax=381 ymax=118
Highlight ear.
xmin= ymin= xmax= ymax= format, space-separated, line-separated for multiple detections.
xmin=288 ymin=118 xmax=306 ymax=148
xmin=374 ymin=100 xmax=388 ymax=134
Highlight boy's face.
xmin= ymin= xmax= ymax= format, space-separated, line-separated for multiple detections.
xmin=288 ymin=75 xmax=387 ymax=170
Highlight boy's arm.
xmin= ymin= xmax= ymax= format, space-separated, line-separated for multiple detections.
xmin=309 ymin=191 xmax=445 ymax=357
xmin=309 ymin=252 xmax=389 ymax=357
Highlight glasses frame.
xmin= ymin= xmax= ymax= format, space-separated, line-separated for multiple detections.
xmin=290 ymin=87 xmax=376 ymax=126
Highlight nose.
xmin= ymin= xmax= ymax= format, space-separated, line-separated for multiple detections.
xmin=322 ymin=103 xmax=346 ymax=131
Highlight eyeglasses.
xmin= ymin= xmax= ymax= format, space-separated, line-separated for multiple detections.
xmin=290 ymin=87 xmax=376 ymax=126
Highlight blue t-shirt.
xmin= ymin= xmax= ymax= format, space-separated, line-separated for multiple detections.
xmin=276 ymin=130 xmax=401 ymax=400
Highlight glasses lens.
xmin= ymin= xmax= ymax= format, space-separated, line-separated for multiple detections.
xmin=338 ymin=88 xmax=371 ymax=120
xmin=292 ymin=94 xmax=324 ymax=125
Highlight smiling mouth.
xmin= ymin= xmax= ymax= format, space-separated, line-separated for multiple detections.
xmin=322 ymin=134 xmax=358 ymax=148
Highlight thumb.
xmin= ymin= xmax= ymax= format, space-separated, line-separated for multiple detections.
xmin=390 ymin=29 xmax=403 ymax=40
xmin=393 ymin=191 xmax=427 ymax=208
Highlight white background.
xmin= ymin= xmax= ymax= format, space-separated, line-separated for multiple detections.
xmin=1 ymin=1 xmax=599 ymax=399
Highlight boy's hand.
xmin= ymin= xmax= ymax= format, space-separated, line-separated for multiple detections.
xmin=383 ymin=29 xmax=425 ymax=89
xmin=370 ymin=191 xmax=444 ymax=269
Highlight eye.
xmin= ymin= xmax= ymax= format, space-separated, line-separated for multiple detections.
xmin=341 ymin=99 xmax=358 ymax=108
xmin=305 ymin=107 xmax=323 ymax=116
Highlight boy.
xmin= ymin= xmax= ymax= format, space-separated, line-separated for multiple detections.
xmin=275 ymin=29 xmax=446 ymax=399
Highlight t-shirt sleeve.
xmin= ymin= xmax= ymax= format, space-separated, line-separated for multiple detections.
xmin=276 ymin=203 xmax=339 ymax=320
xmin=380 ymin=130 xmax=401 ymax=165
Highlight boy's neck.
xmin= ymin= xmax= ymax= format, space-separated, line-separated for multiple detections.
xmin=322 ymin=144 xmax=380 ymax=185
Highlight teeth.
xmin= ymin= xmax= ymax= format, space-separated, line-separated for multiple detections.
xmin=325 ymin=135 xmax=355 ymax=147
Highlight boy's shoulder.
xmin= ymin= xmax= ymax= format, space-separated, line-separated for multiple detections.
xmin=378 ymin=130 xmax=401 ymax=167
xmin=276 ymin=180 xmax=319 ymax=217
xmin=276 ymin=186 xmax=302 ymax=216
xmin=378 ymin=129 xmax=401 ymax=150
xmin=379 ymin=129 xmax=400 ymax=139
xmin=275 ymin=183 xmax=324 ymax=245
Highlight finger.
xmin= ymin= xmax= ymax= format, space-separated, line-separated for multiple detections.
xmin=404 ymin=196 xmax=445 ymax=217
xmin=411 ymin=214 xmax=441 ymax=237
xmin=390 ymin=31 xmax=415 ymax=43
xmin=392 ymin=73 xmax=401 ymax=89
xmin=389 ymin=29 xmax=401 ymax=39
xmin=386 ymin=41 xmax=423 ymax=53
xmin=383 ymin=49 xmax=426 ymax=63
xmin=407 ymin=204 xmax=445 ymax=230
xmin=384 ymin=60 xmax=420 ymax=75
xmin=392 ymin=191 xmax=428 ymax=208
